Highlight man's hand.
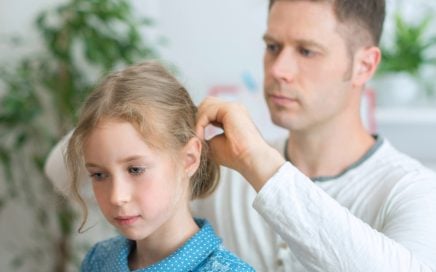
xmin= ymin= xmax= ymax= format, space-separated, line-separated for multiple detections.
xmin=196 ymin=97 xmax=285 ymax=192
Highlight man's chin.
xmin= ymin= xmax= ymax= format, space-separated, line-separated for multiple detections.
xmin=270 ymin=114 xmax=305 ymax=132
xmin=271 ymin=116 xmax=292 ymax=130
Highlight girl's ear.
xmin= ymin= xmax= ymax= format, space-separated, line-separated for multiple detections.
xmin=182 ymin=137 xmax=202 ymax=177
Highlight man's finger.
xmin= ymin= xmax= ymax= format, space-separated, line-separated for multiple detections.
xmin=207 ymin=133 xmax=227 ymax=166
xmin=195 ymin=97 xmax=223 ymax=140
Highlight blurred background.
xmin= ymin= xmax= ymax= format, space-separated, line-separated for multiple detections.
xmin=0 ymin=0 xmax=435 ymax=271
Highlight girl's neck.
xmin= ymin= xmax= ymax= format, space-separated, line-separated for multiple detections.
xmin=129 ymin=211 xmax=199 ymax=270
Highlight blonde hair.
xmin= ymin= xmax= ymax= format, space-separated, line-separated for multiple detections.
xmin=65 ymin=61 xmax=219 ymax=231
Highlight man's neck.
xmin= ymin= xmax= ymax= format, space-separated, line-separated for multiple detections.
xmin=286 ymin=124 xmax=375 ymax=179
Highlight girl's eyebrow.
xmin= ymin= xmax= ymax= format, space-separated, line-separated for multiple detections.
xmin=85 ymin=155 xmax=147 ymax=168
xmin=85 ymin=162 xmax=102 ymax=168
xmin=118 ymin=155 xmax=146 ymax=164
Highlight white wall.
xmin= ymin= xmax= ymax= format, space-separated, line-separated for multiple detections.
xmin=154 ymin=0 xmax=286 ymax=140
xmin=157 ymin=0 xmax=266 ymax=96
xmin=0 ymin=0 xmax=63 ymax=62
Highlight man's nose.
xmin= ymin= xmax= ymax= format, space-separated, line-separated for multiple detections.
xmin=270 ymin=48 xmax=297 ymax=83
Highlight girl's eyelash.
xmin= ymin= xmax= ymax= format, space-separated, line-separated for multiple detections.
xmin=89 ymin=172 xmax=108 ymax=181
xmin=128 ymin=166 xmax=146 ymax=176
xmin=87 ymin=166 xmax=147 ymax=180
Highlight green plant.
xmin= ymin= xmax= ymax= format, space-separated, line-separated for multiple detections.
xmin=0 ymin=0 xmax=160 ymax=271
xmin=378 ymin=12 xmax=436 ymax=76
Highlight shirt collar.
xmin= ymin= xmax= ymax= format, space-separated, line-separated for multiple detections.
xmin=284 ymin=135 xmax=384 ymax=182
xmin=119 ymin=218 xmax=221 ymax=271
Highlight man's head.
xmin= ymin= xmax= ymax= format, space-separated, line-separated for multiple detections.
xmin=263 ymin=0 xmax=384 ymax=132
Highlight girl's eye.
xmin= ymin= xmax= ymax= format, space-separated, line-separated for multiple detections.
xmin=90 ymin=172 xmax=108 ymax=181
xmin=128 ymin=167 xmax=145 ymax=176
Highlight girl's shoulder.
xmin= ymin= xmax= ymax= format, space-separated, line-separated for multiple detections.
xmin=87 ymin=235 xmax=128 ymax=258
xmin=81 ymin=236 xmax=130 ymax=271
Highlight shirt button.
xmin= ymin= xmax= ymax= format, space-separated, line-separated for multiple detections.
xmin=277 ymin=259 xmax=284 ymax=266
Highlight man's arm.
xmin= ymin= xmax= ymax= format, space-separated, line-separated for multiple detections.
xmin=196 ymin=97 xmax=436 ymax=271
xmin=253 ymin=162 xmax=436 ymax=271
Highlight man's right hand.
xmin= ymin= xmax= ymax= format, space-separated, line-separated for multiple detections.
xmin=196 ymin=97 xmax=285 ymax=192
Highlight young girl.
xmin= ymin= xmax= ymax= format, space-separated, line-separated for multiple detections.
xmin=65 ymin=61 xmax=254 ymax=271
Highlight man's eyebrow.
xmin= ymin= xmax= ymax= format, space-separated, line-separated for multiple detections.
xmin=297 ymin=39 xmax=328 ymax=52
xmin=263 ymin=33 xmax=327 ymax=53
xmin=262 ymin=33 xmax=277 ymax=42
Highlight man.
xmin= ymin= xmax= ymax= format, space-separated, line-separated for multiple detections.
xmin=46 ymin=0 xmax=436 ymax=271
xmin=193 ymin=0 xmax=436 ymax=271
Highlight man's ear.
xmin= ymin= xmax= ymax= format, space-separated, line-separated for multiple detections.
xmin=352 ymin=46 xmax=381 ymax=87
xmin=182 ymin=137 xmax=202 ymax=177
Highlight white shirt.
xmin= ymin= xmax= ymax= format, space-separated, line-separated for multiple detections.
xmin=192 ymin=137 xmax=436 ymax=271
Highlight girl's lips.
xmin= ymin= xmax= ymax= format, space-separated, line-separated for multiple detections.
xmin=115 ymin=215 xmax=140 ymax=225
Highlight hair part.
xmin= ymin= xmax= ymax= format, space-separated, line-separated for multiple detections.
xmin=65 ymin=61 xmax=220 ymax=232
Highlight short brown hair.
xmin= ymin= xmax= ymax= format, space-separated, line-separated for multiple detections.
xmin=66 ymin=61 xmax=219 ymax=231
xmin=269 ymin=0 xmax=385 ymax=46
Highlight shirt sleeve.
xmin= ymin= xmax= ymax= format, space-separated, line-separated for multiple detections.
xmin=252 ymin=162 xmax=436 ymax=272
xmin=44 ymin=130 xmax=76 ymax=196
xmin=44 ymin=130 xmax=92 ymax=199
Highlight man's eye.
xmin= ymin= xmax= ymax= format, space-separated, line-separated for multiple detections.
xmin=266 ymin=43 xmax=280 ymax=54
xmin=299 ymin=47 xmax=315 ymax=57
xmin=90 ymin=172 xmax=108 ymax=181
xmin=129 ymin=167 xmax=145 ymax=176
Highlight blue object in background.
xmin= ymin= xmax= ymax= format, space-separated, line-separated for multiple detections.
xmin=242 ymin=71 xmax=258 ymax=93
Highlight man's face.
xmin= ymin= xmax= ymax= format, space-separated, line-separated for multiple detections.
xmin=263 ymin=1 xmax=357 ymax=132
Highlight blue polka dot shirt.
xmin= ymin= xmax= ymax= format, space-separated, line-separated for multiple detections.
xmin=80 ymin=218 xmax=254 ymax=271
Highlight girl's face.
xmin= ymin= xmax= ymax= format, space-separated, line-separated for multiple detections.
xmin=83 ymin=118 xmax=190 ymax=241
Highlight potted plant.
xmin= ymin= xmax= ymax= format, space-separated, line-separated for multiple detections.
xmin=372 ymin=12 xmax=436 ymax=107
xmin=0 ymin=0 xmax=161 ymax=271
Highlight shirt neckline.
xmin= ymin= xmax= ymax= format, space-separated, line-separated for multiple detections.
xmin=284 ymin=135 xmax=384 ymax=182
xmin=124 ymin=218 xmax=221 ymax=271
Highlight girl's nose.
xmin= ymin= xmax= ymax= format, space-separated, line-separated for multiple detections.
xmin=110 ymin=177 xmax=131 ymax=206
